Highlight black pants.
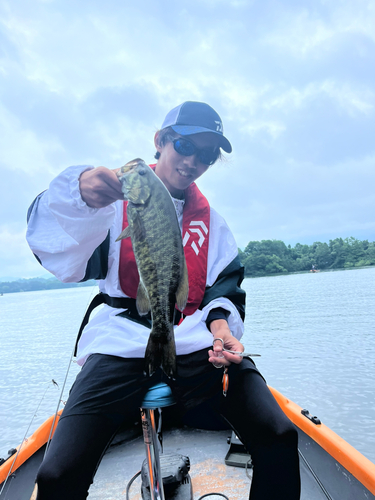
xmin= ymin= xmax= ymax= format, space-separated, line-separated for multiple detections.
xmin=36 ymin=352 xmax=300 ymax=499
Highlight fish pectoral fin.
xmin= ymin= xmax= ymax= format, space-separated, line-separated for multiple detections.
xmin=115 ymin=225 xmax=131 ymax=242
xmin=136 ymin=281 xmax=150 ymax=315
xmin=176 ymin=259 xmax=189 ymax=311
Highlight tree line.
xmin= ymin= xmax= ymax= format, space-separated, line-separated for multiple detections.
xmin=1 ymin=237 xmax=374 ymax=293
xmin=238 ymin=237 xmax=375 ymax=277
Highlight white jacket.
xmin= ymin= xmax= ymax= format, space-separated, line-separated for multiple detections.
xmin=27 ymin=165 xmax=245 ymax=366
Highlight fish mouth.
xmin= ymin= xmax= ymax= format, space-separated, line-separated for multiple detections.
xmin=120 ymin=158 xmax=145 ymax=175
xmin=121 ymin=163 xmax=136 ymax=174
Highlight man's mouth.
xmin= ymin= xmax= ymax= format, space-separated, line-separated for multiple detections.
xmin=177 ymin=168 xmax=191 ymax=178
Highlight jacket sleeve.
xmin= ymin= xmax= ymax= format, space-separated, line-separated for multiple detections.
xmin=26 ymin=165 xmax=116 ymax=283
xmin=202 ymin=255 xmax=246 ymax=321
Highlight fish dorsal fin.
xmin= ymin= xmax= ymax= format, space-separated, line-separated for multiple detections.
xmin=176 ymin=259 xmax=189 ymax=311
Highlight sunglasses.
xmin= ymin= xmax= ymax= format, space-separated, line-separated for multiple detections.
xmin=170 ymin=137 xmax=219 ymax=166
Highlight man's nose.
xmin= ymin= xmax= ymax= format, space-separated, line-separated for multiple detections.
xmin=183 ymin=154 xmax=198 ymax=169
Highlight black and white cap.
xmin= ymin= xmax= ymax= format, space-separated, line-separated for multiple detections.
xmin=160 ymin=101 xmax=232 ymax=153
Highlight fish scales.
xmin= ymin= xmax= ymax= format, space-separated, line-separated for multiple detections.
xmin=116 ymin=159 xmax=189 ymax=378
xmin=130 ymin=199 xmax=179 ymax=325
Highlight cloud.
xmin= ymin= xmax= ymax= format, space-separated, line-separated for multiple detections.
xmin=0 ymin=226 xmax=43 ymax=278
xmin=262 ymin=1 xmax=375 ymax=58
xmin=198 ymin=146 xmax=375 ymax=250
xmin=0 ymin=0 xmax=374 ymax=277
xmin=0 ymin=102 xmax=66 ymax=176
xmin=265 ymin=80 xmax=374 ymax=116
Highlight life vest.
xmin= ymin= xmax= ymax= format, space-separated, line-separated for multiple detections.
xmin=119 ymin=169 xmax=210 ymax=315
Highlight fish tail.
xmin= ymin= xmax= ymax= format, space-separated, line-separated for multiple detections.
xmin=144 ymin=327 xmax=176 ymax=379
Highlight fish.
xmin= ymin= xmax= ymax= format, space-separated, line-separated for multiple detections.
xmin=116 ymin=159 xmax=189 ymax=378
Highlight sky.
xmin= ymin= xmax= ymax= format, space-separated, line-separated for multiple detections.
xmin=1 ymin=0 xmax=374 ymax=279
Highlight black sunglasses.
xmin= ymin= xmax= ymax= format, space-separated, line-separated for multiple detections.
xmin=171 ymin=137 xmax=219 ymax=166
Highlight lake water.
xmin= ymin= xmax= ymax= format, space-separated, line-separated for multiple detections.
xmin=0 ymin=267 xmax=374 ymax=465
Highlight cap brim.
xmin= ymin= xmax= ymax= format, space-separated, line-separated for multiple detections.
xmin=171 ymin=125 xmax=232 ymax=153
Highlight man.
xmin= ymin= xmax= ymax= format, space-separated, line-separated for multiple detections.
xmin=27 ymin=101 xmax=300 ymax=499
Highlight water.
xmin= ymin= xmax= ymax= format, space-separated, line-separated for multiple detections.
xmin=0 ymin=287 xmax=96 ymax=457
xmin=0 ymin=268 xmax=374 ymax=464
xmin=242 ymin=267 xmax=375 ymax=463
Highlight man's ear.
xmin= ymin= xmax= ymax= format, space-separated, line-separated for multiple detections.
xmin=154 ymin=131 xmax=162 ymax=152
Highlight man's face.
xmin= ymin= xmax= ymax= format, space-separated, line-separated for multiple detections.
xmin=154 ymin=132 xmax=220 ymax=199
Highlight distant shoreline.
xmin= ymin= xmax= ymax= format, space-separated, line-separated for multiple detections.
xmin=244 ymin=265 xmax=374 ymax=279
xmin=1 ymin=265 xmax=374 ymax=294
xmin=2 ymin=237 xmax=374 ymax=293
xmin=0 ymin=278 xmax=96 ymax=294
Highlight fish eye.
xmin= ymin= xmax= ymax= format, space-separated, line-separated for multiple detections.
xmin=138 ymin=168 xmax=146 ymax=176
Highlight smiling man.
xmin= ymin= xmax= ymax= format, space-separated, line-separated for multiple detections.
xmin=26 ymin=101 xmax=300 ymax=499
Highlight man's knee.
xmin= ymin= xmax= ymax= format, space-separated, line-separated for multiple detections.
xmin=278 ymin=420 xmax=299 ymax=446
xmin=244 ymin=414 xmax=299 ymax=457
xmin=251 ymin=420 xmax=299 ymax=466
xmin=267 ymin=417 xmax=299 ymax=451
xmin=36 ymin=459 xmax=90 ymax=499
xmin=36 ymin=460 xmax=67 ymax=493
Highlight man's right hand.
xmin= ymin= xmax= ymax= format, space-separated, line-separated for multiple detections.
xmin=79 ymin=167 xmax=124 ymax=208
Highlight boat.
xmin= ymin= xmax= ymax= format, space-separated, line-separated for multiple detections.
xmin=1 ymin=386 xmax=375 ymax=500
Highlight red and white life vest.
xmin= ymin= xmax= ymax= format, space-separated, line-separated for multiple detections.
xmin=119 ymin=172 xmax=210 ymax=315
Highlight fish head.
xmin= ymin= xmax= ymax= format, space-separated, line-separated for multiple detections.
xmin=117 ymin=158 xmax=152 ymax=204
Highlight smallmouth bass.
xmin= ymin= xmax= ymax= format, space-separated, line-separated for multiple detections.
xmin=116 ymin=159 xmax=189 ymax=378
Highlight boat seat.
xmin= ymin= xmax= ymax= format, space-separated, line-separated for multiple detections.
xmin=139 ymin=383 xmax=192 ymax=499
xmin=141 ymin=382 xmax=175 ymax=409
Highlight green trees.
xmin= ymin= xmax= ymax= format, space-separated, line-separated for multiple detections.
xmin=1 ymin=237 xmax=374 ymax=291
xmin=240 ymin=237 xmax=375 ymax=277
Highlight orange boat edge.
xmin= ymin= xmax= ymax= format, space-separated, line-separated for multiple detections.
xmin=269 ymin=386 xmax=375 ymax=495
xmin=2 ymin=390 xmax=375 ymax=496
xmin=0 ymin=410 xmax=62 ymax=484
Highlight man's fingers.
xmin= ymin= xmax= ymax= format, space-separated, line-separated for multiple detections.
xmin=79 ymin=167 xmax=124 ymax=208
xmin=222 ymin=350 xmax=242 ymax=364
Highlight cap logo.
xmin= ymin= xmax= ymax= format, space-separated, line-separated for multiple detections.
xmin=214 ymin=120 xmax=223 ymax=133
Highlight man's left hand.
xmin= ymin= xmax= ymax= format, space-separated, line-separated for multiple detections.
xmin=208 ymin=319 xmax=244 ymax=367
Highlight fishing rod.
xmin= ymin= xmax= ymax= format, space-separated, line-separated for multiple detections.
xmin=44 ymin=345 xmax=76 ymax=457
xmin=0 ymin=379 xmax=58 ymax=496
xmin=44 ymin=285 xmax=99 ymax=457
xmin=1 ymin=286 xmax=98 ymax=497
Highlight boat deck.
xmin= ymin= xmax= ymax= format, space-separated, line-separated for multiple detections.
xmin=2 ymin=391 xmax=374 ymax=499
xmin=89 ymin=427 xmax=251 ymax=499
xmin=88 ymin=426 xmax=331 ymax=499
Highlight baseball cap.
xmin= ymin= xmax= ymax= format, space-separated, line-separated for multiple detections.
xmin=160 ymin=101 xmax=232 ymax=153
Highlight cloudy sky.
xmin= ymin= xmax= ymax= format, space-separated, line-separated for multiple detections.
xmin=1 ymin=0 xmax=374 ymax=279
